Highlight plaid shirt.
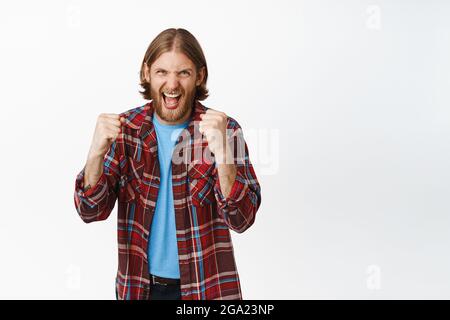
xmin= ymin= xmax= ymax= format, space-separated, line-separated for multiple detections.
xmin=74 ymin=101 xmax=261 ymax=300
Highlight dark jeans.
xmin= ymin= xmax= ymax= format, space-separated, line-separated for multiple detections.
xmin=150 ymin=283 xmax=182 ymax=300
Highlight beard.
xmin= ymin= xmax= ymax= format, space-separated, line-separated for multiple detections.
xmin=151 ymin=85 xmax=196 ymax=123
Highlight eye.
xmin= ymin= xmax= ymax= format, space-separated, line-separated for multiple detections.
xmin=156 ymin=70 xmax=167 ymax=75
xmin=180 ymin=70 xmax=190 ymax=76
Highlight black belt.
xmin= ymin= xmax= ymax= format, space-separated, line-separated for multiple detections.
xmin=150 ymin=274 xmax=181 ymax=286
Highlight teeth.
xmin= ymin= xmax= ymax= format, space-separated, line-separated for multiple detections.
xmin=163 ymin=92 xmax=181 ymax=98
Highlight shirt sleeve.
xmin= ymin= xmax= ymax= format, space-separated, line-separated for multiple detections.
xmin=213 ymin=121 xmax=262 ymax=233
xmin=74 ymin=141 xmax=121 ymax=223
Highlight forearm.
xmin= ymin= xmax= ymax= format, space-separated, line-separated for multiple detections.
xmin=215 ymin=142 xmax=237 ymax=198
xmin=83 ymin=151 xmax=104 ymax=188
xmin=216 ymin=163 xmax=237 ymax=199
xmin=213 ymin=135 xmax=261 ymax=234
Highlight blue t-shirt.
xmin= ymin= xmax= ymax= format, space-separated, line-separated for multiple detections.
xmin=148 ymin=115 xmax=189 ymax=279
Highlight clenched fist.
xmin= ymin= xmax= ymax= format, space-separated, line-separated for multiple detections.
xmin=88 ymin=113 xmax=125 ymax=159
xmin=198 ymin=109 xmax=236 ymax=165
xmin=199 ymin=109 xmax=227 ymax=158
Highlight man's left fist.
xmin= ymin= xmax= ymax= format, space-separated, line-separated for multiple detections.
xmin=198 ymin=109 xmax=228 ymax=160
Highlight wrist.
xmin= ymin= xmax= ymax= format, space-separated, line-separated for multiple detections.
xmin=87 ymin=150 xmax=105 ymax=161
xmin=215 ymin=145 xmax=234 ymax=165
xmin=217 ymin=163 xmax=237 ymax=178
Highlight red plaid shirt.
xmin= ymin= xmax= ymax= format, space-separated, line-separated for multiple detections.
xmin=74 ymin=101 xmax=261 ymax=300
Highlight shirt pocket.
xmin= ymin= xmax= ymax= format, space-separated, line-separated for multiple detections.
xmin=187 ymin=162 xmax=216 ymax=207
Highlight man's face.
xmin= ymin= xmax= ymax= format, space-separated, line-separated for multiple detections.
xmin=145 ymin=50 xmax=204 ymax=125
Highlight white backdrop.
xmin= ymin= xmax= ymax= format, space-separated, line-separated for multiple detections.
xmin=0 ymin=0 xmax=449 ymax=299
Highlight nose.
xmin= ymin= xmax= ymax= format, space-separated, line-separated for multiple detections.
xmin=165 ymin=73 xmax=180 ymax=91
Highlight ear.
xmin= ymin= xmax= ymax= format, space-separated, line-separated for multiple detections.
xmin=196 ymin=67 xmax=205 ymax=86
xmin=143 ymin=63 xmax=150 ymax=82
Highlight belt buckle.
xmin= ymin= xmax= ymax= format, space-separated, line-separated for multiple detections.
xmin=152 ymin=275 xmax=168 ymax=286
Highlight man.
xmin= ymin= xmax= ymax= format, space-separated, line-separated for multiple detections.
xmin=74 ymin=28 xmax=261 ymax=300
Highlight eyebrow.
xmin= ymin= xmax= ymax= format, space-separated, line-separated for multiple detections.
xmin=154 ymin=68 xmax=193 ymax=73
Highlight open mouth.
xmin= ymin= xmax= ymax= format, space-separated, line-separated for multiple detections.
xmin=162 ymin=92 xmax=182 ymax=109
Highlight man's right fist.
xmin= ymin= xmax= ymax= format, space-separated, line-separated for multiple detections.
xmin=88 ymin=113 xmax=125 ymax=158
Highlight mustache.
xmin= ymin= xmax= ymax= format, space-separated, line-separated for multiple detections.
xmin=161 ymin=89 xmax=183 ymax=95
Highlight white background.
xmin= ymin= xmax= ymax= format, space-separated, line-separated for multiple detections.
xmin=0 ymin=0 xmax=449 ymax=299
